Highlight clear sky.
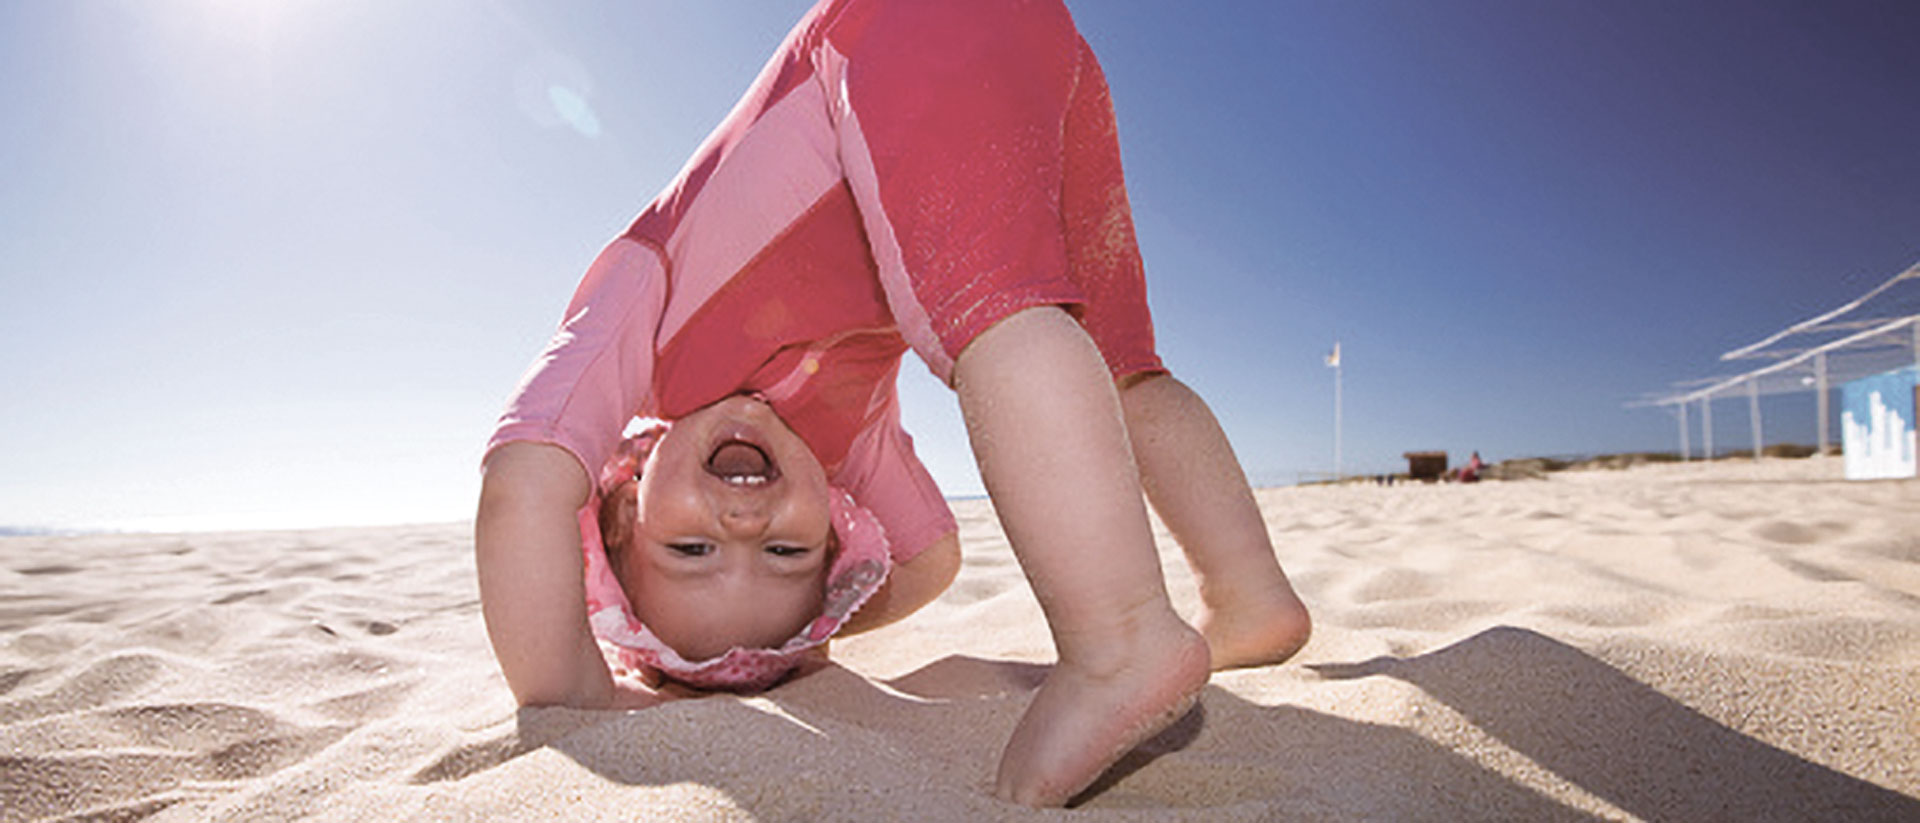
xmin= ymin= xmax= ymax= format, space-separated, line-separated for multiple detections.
xmin=4 ymin=0 xmax=1918 ymax=532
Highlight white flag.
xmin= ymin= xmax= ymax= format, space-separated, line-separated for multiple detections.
xmin=1324 ymin=341 xmax=1341 ymax=368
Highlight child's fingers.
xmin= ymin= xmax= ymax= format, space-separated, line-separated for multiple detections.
xmin=634 ymin=661 xmax=664 ymax=690
xmin=607 ymin=682 xmax=676 ymax=710
xmin=789 ymin=643 xmax=836 ymax=680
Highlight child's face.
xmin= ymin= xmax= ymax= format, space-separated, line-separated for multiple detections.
xmin=621 ymin=395 xmax=833 ymax=661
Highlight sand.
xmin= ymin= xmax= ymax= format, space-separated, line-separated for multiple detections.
xmin=4 ymin=456 xmax=1917 ymax=821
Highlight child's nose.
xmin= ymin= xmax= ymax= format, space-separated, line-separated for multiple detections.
xmin=717 ymin=495 xmax=772 ymax=537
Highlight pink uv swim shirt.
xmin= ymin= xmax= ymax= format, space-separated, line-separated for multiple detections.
xmin=488 ymin=0 xmax=1164 ymax=565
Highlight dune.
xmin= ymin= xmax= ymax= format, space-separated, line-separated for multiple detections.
xmin=3 ymin=456 xmax=1916 ymax=821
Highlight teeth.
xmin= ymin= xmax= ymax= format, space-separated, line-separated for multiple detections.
xmin=722 ymin=475 xmax=769 ymax=487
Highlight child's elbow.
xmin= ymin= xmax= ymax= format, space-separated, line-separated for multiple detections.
xmin=478 ymin=442 xmax=591 ymax=514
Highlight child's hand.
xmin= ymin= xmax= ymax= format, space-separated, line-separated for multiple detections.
xmin=606 ymin=662 xmax=700 ymax=708
xmin=605 ymin=680 xmax=681 ymax=710
xmin=796 ymin=642 xmax=834 ymax=676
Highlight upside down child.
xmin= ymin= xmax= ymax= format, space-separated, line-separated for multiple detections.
xmin=475 ymin=0 xmax=1310 ymax=806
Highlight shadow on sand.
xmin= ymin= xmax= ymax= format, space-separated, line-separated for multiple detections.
xmin=512 ymin=627 xmax=1913 ymax=819
xmin=1311 ymin=626 xmax=1917 ymax=822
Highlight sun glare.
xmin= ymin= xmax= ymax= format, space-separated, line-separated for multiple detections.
xmin=197 ymin=0 xmax=335 ymax=53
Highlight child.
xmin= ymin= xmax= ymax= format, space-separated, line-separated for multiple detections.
xmin=475 ymin=0 xmax=1309 ymax=805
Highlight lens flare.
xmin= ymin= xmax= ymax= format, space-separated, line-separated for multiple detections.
xmin=546 ymin=84 xmax=601 ymax=138
xmin=514 ymin=52 xmax=602 ymax=139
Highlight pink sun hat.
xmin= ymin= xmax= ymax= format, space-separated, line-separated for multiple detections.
xmin=578 ymin=425 xmax=892 ymax=692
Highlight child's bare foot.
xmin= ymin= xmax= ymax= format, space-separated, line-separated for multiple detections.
xmin=993 ymin=619 xmax=1210 ymax=806
xmin=1196 ymin=586 xmax=1311 ymax=671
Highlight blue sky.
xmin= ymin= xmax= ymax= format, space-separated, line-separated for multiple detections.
xmin=3 ymin=0 xmax=1917 ymax=531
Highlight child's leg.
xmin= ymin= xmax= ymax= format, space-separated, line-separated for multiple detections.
xmin=952 ymin=307 xmax=1209 ymax=807
xmin=1119 ymin=373 xmax=1312 ymax=669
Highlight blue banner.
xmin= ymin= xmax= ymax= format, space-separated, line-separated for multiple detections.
xmin=1842 ymin=366 xmax=1917 ymax=479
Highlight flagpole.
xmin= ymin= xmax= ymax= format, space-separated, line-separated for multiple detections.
xmin=1327 ymin=340 xmax=1342 ymax=480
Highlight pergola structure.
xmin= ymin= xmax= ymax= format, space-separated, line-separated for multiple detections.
xmin=1634 ymin=261 xmax=1920 ymax=460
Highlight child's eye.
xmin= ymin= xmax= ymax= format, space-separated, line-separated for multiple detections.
xmin=765 ymin=545 xmax=812 ymax=558
xmin=666 ymin=542 xmax=714 ymax=557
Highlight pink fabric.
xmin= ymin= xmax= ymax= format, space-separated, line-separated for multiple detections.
xmin=489 ymin=0 xmax=1162 ymax=576
xmin=581 ymin=430 xmax=893 ymax=692
xmin=488 ymin=238 xmax=668 ymax=486
xmin=826 ymin=0 xmax=1163 ymax=384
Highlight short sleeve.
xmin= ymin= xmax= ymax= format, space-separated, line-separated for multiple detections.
xmin=486 ymin=237 xmax=667 ymax=482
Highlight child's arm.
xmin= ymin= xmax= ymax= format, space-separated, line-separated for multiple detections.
xmin=475 ymin=441 xmax=667 ymax=709
xmin=837 ymin=531 xmax=961 ymax=636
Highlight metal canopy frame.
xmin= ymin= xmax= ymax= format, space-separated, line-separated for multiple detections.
xmin=1633 ymin=261 xmax=1920 ymax=460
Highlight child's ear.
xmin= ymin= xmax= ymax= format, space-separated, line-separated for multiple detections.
xmin=597 ymin=478 xmax=641 ymax=572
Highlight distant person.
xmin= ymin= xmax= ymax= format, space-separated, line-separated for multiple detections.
xmin=1459 ymin=451 xmax=1485 ymax=483
xmin=474 ymin=0 xmax=1310 ymax=806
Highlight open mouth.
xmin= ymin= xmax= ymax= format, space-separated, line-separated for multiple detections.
xmin=705 ymin=439 xmax=780 ymax=487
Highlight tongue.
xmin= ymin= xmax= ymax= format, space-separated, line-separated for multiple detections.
xmin=709 ymin=442 xmax=770 ymax=478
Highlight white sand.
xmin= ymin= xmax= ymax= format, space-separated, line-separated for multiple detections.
xmin=4 ymin=456 xmax=1917 ymax=821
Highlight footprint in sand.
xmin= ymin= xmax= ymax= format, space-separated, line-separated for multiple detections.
xmin=1752 ymin=520 xmax=1819 ymax=545
xmin=1751 ymin=519 xmax=1853 ymax=546
xmin=365 ymin=621 xmax=399 ymax=636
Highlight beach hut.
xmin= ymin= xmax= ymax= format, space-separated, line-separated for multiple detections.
xmin=1841 ymin=366 xmax=1917 ymax=480
xmin=1403 ymin=451 xmax=1448 ymax=482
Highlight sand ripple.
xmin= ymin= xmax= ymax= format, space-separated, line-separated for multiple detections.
xmin=2 ymin=458 xmax=1916 ymax=820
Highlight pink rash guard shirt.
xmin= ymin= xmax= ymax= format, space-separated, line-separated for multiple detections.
xmin=488 ymin=0 xmax=1163 ymax=563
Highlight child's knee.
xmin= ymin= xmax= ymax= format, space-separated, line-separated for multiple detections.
xmin=1117 ymin=369 xmax=1170 ymax=394
xmin=954 ymin=305 xmax=1092 ymax=380
xmin=1118 ymin=370 xmax=1192 ymax=420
